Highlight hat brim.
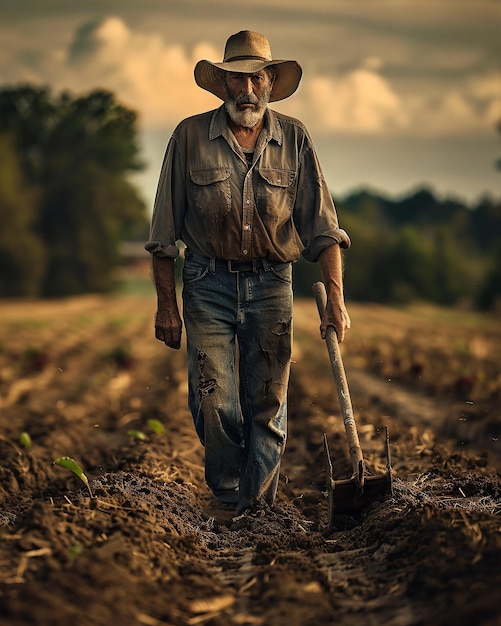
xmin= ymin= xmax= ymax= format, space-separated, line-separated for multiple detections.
xmin=194 ymin=58 xmax=302 ymax=102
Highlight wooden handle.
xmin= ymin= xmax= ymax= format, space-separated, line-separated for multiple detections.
xmin=313 ymin=282 xmax=364 ymax=484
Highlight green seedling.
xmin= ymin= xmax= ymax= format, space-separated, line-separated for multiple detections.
xmin=69 ymin=543 xmax=83 ymax=561
xmin=19 ymin=432 xmax=32 ymax=449
xmin=147 ymin=419 xmax=165 ymax=435
xmin=127 ymin=429 xmax=147 ymax=440
xmin=54 ymin=456 xmax=94 ymax=499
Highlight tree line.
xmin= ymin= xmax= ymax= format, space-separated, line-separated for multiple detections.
xmin=294 ymin=186 xmax=501 ymax=310
xmin=0 ymin=85 xmax=148 ymax=297
xmin=0 ymin=85 xmax=499 ymax=310
xmin=342 ymin=188 xmax=500 ymax=310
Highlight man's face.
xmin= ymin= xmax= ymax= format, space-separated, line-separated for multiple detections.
xmin=223 ymin=70 xmax=274 ymax=129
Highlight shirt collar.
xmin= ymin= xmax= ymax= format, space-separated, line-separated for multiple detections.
xmin=209 ymin=105 xmax=283 ymax=146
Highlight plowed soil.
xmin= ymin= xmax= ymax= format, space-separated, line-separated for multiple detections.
xmin=1 ymin=291 xmax=500 ymax=626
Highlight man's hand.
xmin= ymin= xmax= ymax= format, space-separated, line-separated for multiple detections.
xmin=152 ymin=255 xmax=182 ymax=350
xmin=318 ymin=244 xmax=351 ymax=343
xmin=320 ymin=295 xmax=351 ymax=343
xmin=155 ymin=305 xmax=182 ymax=349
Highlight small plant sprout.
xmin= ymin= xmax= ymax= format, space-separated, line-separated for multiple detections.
xmin=147 ymin=419 xmax=165 ymax=435
xmin=54 ymin=456 xmax=94 ymax=499
xmin=127 ymin=429 xmax=147 ymax=441
xmin=19 ymin=432 xmax=32 ymax=449
xmin=69 ymin=543 xmax=83 ymax=561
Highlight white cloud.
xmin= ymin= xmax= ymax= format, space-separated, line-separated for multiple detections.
xmin=292 ymin=66 xmax=408 ymax=134
xmin=60 ymin=17 xmax=220 ymax=126
xmin=403 ymin=72 xmax=501 ymax=136
xmin=283 ymin=63 xmax=501 ymax=137
xmin=2 ymin=15 xmax=500 ymax=138
xmin=62 ymin=18 xmax=409 ymax=135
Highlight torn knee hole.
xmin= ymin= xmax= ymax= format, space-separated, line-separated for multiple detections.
xmin=271 ymin=318 xmax=291 ymax=336
xmin=199 ymin=379 xmax=217 ymax=398
xmin=197 ymin=350 xmax=218 ymax=399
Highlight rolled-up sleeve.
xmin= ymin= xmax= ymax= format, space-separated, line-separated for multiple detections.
xmin=293 ymin=134 xmax=350 ymax=263
xmin=145 ymin=134 xmax=185 ymax=258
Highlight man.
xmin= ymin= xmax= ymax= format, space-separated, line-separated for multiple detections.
xmin=145 ymin=31 xmax=351 ymax=522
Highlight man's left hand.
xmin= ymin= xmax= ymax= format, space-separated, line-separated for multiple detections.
xmin=320 ymin=295 xmax=351 ymax=343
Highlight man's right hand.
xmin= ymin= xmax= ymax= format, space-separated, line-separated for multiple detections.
xmin=155 ymin=305 xmax=182 ymax=349
xmin=152 ymin=255 xmax=182 ymax=349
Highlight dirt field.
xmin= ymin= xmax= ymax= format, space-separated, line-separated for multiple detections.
xmin=0 ymin=289 xmax=500 ymax=626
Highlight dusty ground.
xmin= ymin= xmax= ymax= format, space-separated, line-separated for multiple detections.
xmin=0 ymin=291 xmax=500 ymax=626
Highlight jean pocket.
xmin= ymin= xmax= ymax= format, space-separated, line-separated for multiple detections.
xmin=269 ymin=262 xmax=293 ymax=284
xmin=183 ymin=257 xmax=210 ymax=284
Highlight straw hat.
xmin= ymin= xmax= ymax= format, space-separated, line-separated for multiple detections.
xmin=194 ymin=31 xmax=302 ymax=102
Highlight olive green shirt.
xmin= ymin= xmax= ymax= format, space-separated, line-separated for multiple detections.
xmin=145 ymin=105 xmax=350 ymax=263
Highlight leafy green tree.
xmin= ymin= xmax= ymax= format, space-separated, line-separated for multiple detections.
xmin=470 ymin=195 xmax=501 ymax=254
xmin=340 ymin=200 xmax=397 ymax=303
xmin=0 ymin=86 xmax=148 ymax=297
xmin=430 ymin=229 xmax=464 ymax=305
xmin=337 ymin=187 xmax=498 ymax=308
xmin=341 ymin=224 xmax=382 ymax=302
xmin=477 ymin=244 xmax=501 ymax=311
xmin=0 ymin=135 xmax=46 ymax=297
xmin=385 ymin=227 xmax=435 ymax=303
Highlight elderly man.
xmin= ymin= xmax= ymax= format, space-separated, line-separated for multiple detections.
xmin=145 ymin=31 xmax=350 ymax=522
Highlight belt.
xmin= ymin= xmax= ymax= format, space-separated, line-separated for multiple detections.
xmin=215 ymin=258 xmax=267 ymax=273
xmin=184 ymin=251 xmax=285 ymax=273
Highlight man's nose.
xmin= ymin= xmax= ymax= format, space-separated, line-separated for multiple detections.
xmin=241 ymin=77 xmax=254 ymax=95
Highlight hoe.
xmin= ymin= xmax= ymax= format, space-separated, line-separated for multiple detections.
xmin=313 ymin=282 xmax=393 ymax=531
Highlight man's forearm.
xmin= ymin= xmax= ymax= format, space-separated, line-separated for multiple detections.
xmin=317 ymin=244 xmax=350 ymax=342
xmin=152 ymin=255 xmax=178 ymax=306
xmin=318 ymin=243 xmax=344 ymax=297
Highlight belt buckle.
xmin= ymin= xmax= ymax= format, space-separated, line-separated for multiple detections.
xmin=228 ymin=259 xmax=255 ymax=273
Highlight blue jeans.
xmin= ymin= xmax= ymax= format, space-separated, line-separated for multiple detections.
xmin=182 ymin=253 xmax=293 ymax=514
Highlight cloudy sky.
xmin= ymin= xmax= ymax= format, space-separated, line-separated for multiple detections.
xmin=1 ymin=0 xmax=500 ymax=206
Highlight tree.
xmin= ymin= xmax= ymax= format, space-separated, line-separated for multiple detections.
xmin=496 ymin=119 xmax=501 ymax=171
xmin=0 ymin=135 xmax=46 ymax=297
xmin=386 ymin=226 xmax=435 ymax=303
xmin=339 ymin=198 xmax=396 ymax=303
xmin=430 ymin=229 xmax=464 ymax=305
xmin=477 ymin=244 xmax=501 ymax=311
xmin=0 ymin=86 xmax=148 ymax=297
xmin=474 ymin=119 xmax=501 ymax=310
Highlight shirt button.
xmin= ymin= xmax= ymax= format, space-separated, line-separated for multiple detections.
xmin=242 ymin=249 xmax=248 ymax=255
xmin=246 ymin=199 xmax=250 ymax=205
xmin=244 ymin=224 xmax=251 ymax=231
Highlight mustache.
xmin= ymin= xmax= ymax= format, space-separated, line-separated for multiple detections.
xmin=236 ymin=94 xmax=259 ymax=106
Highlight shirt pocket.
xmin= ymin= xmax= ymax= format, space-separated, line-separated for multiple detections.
xmin=256 ymin=168 xmax=295 ymax=222
xmin=189 ymin=167 xmax=232 ymax=218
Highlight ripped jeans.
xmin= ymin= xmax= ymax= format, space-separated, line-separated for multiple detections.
xmin=182 ymin=253 xmax=293 ymax=514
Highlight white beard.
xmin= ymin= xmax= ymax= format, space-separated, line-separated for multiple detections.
xmin=224 ymin=101 xmax=266 ymax=128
